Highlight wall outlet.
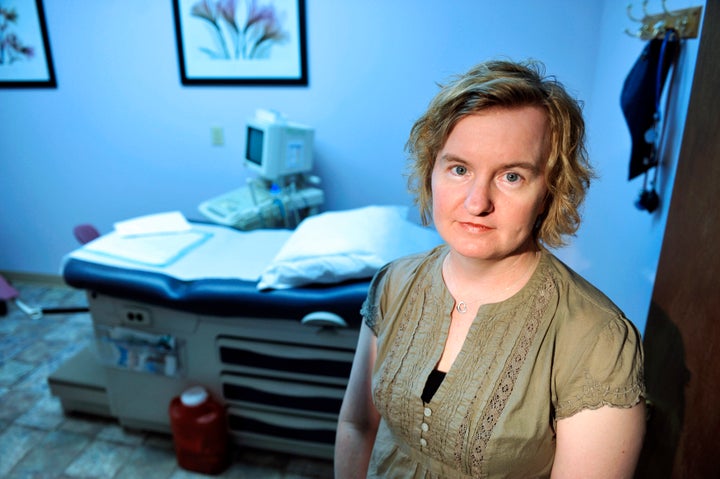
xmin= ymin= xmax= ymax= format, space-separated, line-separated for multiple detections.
xmin=211 ymin=126 xmax=224 ymax=146
xmin=121 ymin=306 xmax=152 ymax=326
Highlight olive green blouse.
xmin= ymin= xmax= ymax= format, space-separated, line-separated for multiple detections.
xmin=361 ymin=246 xmax=645 ymax=478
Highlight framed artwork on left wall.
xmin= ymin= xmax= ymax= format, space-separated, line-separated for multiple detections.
xmin=172 ymin=0 xmax=308 ymax=86
xmin=0 ymin=0 xmax=56 ymax=88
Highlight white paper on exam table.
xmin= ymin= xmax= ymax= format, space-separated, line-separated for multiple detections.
xmin=80 ymin=230 xmax=212 ymax=267
xmin=114 ymin=211 xmax=192 ymax=236
xmin=66 ymin=224 xmax=293 ymax=281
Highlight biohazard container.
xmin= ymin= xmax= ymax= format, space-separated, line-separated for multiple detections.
xmin=169 ymin=386 xmax=229 ymax=475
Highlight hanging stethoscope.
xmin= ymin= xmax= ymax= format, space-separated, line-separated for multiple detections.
xmin=621 ymin=27 xmax=680 ymax=213
xmin=638 ymin=29 xmax=680 ymax=213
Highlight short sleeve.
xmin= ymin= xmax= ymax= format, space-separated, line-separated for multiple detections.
xmin=554 ymin=315 xmax=645 ymax=419
xmin=360 ymin=262 xmax=392 ymax=336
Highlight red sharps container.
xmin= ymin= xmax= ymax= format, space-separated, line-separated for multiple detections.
xmin=169 ymin=386 xmax=229 ymax=475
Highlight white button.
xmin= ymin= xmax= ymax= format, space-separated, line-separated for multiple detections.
xmin=424 ymin=407 xmax=432 ymax=417
xmin=421 ymin=422 xmax=429 ymax=432
xmin=420 ymin=438 xmax=428 ymax=447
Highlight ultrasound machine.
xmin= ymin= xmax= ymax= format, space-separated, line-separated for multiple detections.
xmin=198 ymin=109 xmax=324 ymax=230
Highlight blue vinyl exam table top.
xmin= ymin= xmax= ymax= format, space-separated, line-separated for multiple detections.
xmin=61 ymin=222 xmax=370 ymax=327
xmin=63 ymin=258 xmax=370 ymax=326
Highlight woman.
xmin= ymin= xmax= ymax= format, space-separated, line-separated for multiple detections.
xmin=335 ymin=60 xmax=646 ymax=478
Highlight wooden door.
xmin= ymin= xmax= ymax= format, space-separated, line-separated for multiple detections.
xmin=635 ymin=2 xmax=720 ymax=478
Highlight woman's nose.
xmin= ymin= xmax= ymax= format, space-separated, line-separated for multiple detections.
xmin=464 ymin=180 xmax=494 ymax=216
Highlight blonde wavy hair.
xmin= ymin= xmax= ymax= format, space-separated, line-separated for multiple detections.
xmin=406 ymin=59 xmax=594 ymax=248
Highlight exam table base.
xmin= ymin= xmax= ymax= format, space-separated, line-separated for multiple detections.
xmin=48 ymin=291 xmax=360 ymax=460
xmin=47 ymin=346 xmax=112 ymax=419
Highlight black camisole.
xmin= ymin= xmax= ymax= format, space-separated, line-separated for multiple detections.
xmin=421 ymin=369 xmax=447 ymax=403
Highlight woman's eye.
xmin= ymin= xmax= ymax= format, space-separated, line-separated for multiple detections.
xmin=505 ymin=172 xmax=521 ymax=183
xmin=452 ymin=165 xmax=467 ymax=176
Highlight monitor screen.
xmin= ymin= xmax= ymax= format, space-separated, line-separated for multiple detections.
xmin=246 ymin=126 xmax=264 ymax=167
xmin=244 ymin=117 xmax=314 ymax=182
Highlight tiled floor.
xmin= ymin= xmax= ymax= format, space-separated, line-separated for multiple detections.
xmin=0 ymin=278 xmax=334 ymax=478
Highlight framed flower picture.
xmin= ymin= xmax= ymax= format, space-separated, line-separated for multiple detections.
xmin=0 ymin=0 xmax=57 ymax=88
xmin=172 ymin=0 xmax=308 ymax=86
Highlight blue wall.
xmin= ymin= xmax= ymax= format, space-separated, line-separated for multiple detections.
xmin=0 ymin=0 xmax=705 ymax=334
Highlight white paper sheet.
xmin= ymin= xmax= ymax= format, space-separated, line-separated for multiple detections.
xmin=65 ymin=223 xmax=293 ymax=281
xmin=114 ymin=211 xmax=191 ymax=236
xmin=82 ymin=230 xmax=211 ymax=267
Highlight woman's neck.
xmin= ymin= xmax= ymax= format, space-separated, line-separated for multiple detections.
xmin=442 ymin=247 xmax=542 ymax=308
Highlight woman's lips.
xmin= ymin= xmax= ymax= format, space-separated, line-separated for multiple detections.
xmin=458 ymin=221 xmax=492 ymax=233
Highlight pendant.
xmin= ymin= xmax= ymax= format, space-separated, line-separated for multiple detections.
xmin=456 ymin=301 xmax=468 ymax=314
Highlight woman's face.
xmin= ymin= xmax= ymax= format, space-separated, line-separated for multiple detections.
xmin=431 ymin=106 xmax=549 ymax=261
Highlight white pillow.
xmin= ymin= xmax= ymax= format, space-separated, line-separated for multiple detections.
xmin=257 ymin=205 xmax=443 ymax=290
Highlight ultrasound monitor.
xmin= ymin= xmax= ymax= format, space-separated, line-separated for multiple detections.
xmin=244 ymin=113 xmax=314 ymax=182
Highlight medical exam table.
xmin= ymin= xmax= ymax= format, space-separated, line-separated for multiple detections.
xmin=47 ymin=220 xmax=371 ymax=460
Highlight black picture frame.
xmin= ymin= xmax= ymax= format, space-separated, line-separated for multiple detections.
xmin=0 ymin=0 xmax=56 ymax=88
xmin=172 ymin=0 xmax=307 ymax=86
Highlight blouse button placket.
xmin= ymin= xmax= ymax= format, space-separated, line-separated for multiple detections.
xmin=420 ymin=406 xmax=432 ymax=448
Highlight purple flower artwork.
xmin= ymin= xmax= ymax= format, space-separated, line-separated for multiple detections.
xmin=0 ymin=6 xmax=35 ymax=65
xmin=173 ymin=0 xmax=307 ymax=85
xmin=190 ymin=0 xmax=289 ymax=60
xmin=0 ymin=0 xmax=56 ymax=88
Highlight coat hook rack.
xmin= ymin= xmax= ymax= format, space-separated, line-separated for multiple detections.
xmin=625 ymin=1 xmax=702 ymax=40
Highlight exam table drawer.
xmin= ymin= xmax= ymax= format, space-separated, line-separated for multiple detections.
xmin=216 ymin=337 xmax=354 ymax=385
xmin=227 ymin=406 xmax=336 ymax=459
xmin=220 ymin=373 xmax=345 ymax=418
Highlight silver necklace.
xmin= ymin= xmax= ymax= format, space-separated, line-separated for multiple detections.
xmin=443 ymin=256 xmax=483 ymax=314
xmin=445 ymin=251 xmax=541 ymax=314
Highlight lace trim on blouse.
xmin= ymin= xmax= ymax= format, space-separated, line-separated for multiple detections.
xmin=458 ymin=274 xmax=555 ymax=473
